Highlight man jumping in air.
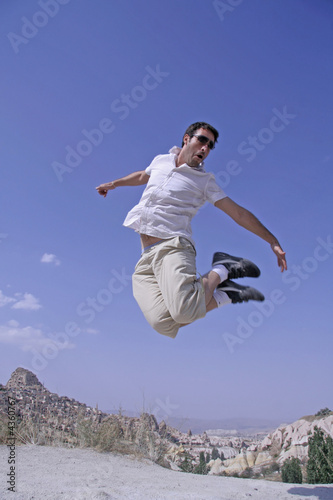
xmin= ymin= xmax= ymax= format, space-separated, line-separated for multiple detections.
xmin=96 ymin=122 xmax=287 ymax=338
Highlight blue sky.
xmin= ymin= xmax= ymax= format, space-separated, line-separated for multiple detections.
xmin=1 ymin=0 xmax=332 ymax=426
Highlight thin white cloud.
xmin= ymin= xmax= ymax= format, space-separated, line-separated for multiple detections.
xmin=0 ymin=290 xmax=16 ymax=308
xmin=7 ymin=319 xmax=19 ymax=327
xmin=12 ymin=293 xmax=42 ymax=311
xmin=41 ymin=253 xmax=61 ymax=266
xmin=0 ymin=321 xmax=75 ymax=353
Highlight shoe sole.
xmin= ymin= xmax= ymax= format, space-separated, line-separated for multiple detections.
xmin=212 ymin=252 xmax=261 ymax=278
xmin=218 ymin=280 xmax=265 ymax=303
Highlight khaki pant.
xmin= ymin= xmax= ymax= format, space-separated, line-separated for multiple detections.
xmin=132 ymin=236 xmax=206 ymax=338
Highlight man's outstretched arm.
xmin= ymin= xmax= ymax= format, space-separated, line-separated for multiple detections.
xmin=96 ymin=170 xmax=149 ymax=197
xmin=215 ymin=197 xmax=287 ymax=272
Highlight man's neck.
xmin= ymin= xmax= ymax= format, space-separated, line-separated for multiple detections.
xmin=175 ymin=151 xmax=184 ymax=167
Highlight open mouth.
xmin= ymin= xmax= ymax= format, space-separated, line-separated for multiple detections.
xmin=195 ymin=153 xmax=204 ymax=160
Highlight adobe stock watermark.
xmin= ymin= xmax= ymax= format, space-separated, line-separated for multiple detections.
xmin=215 ymin=106 xmax=296 ymax=190
xmin=152 ymin=396 xmax=179 ymax=422
xmin=223 ymin=235 xmax=333 ymax=353
xmin=223 ymin=289 xmax=286 ymax=354
xmin=213 ymin=0 xmax=244 ymax=22
xmin=7 ymin=0 xmax=71 ymax=55
xmin=51 ymin=64 xmax=170 ymax=183
xmin=6 ymin=396 xmax=17 ymax=493
xmin=29 ymin=267 xmax=132 ymax=372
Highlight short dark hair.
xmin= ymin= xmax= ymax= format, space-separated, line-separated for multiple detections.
xmin=182 ymin=122 xmax=219 ymax=147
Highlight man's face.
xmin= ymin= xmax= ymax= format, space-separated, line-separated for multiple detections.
xmin=181 ymin=128 xmax=215 ymax=167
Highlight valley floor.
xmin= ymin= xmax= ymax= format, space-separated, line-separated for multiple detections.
xmin=1 ymin=445 xmax=333 ymax=500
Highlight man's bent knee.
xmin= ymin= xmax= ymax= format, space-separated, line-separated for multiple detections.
xmin=169 ymin=299 xmax=206 ymax=325
xmin=150 ymin=317 xmax=179 ymax=339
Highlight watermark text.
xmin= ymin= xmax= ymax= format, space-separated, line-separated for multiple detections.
xmin=7 ymin=396 xmax=17 ymax=492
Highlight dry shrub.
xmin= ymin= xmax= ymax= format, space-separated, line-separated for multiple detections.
xmin=15 ymin=417 xmax=48 ymax=445
xmin=75 ymin=417 xmax=99 ymax=448
xmin=12 ymin=415 xmax=75 ymax=447
xmin=94 ymin=415 xmax=124 ymax=452
xmin=92 ymin=413 xmax=167 ymax=464
xmin=0 ymin=413 xmax=8 ymax=444
xmin=0 ymin=409 xmax=48 ymax=446
xmin=134 ymin=413 xmax=166 ymax=463
xmin=0 ymin=404 xmax=169 ymax=467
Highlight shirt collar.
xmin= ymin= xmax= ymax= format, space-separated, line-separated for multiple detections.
xmin=168 ymin=146 xmax=205 ymax=171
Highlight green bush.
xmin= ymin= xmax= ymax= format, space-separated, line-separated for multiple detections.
xmin=315 ymin=408 xmax=332 ymax=417
xmin=179 ymin=453 xmax=194 ymax=473
xmin=307 ymin=426 xmax=333 ymax=484
xmin=240 ymin=467 xmax=254 ymax=479
xmin=193 ymin=451 xmax=208 ymax=475
xmin=282 ymin=457 xmax=302 ymax=483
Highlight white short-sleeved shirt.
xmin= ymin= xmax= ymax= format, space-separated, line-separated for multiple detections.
xmin=123 ymin=147 xmax=227 ymax=245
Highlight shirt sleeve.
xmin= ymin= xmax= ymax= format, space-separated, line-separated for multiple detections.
xmin=145 ymin=154 xmax=164 ymax=176
xmin=205 ymin=174 xmax=227 ymax=204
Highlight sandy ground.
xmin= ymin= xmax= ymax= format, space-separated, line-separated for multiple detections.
xmin=1 ymin=445 xmax=333 ymax=500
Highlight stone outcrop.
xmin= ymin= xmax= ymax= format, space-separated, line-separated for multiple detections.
xmin=6 ymin=367 xmax=43 ymax=389
xmin=261 ymin=414 xmax=333 ymax=463
xmin=208 ymin=449 xmax=272 ymax=476
xmin=207 ymin=413 xmax=333 ymax=477
xmin=0 ymin=368 xmax=106 ymax=445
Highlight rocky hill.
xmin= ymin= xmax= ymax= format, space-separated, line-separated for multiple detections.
xmin=207 ymin=412 xmax=333 ymax=478
xmin=0 ymin=368 xmax=259 ymax=470
xmin=261 ymin=413 xmax=333 ymax=463
xmin=0 ymin=367 xmax=107 ymax=442
xmin=5 ymin=367 xmax=43 ymax=389
xmin=1 ymin=368 xmax=332 ymax=478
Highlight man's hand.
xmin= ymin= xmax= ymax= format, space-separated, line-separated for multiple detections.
xmin=271 ymin=243 xmax=287 ymax=272
xmin=96 ymin=182 xmax=115 ymax=198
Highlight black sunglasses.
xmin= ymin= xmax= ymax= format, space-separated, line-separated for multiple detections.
xmin=192 ymin=134 xmax=215 ymax=150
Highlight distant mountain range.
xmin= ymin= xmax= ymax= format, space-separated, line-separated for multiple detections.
xmin=103 ymin=409 xmax=286 ymax=435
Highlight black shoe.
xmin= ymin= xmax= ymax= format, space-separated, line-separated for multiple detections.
xmin=218 ymin=279 xmax=265 ymax=304
xmin=212 ymin=251 xmax=261 ymax=279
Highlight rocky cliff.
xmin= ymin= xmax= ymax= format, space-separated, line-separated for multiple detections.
xmin=5 ymin=367 xmax=43 ymax=389
xmin=261 ymin=413 xmax=333 ymax=463
xmin=207 ymin=412 xmax=333 ymax=477
xmin=1 ymin=368 xmax=247 ymax=469
xmin=0 ymin=367 xmax=107 ymax=446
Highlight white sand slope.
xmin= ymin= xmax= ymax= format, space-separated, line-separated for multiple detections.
xmin=1 ymin=445 xmax=333 ymax=500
